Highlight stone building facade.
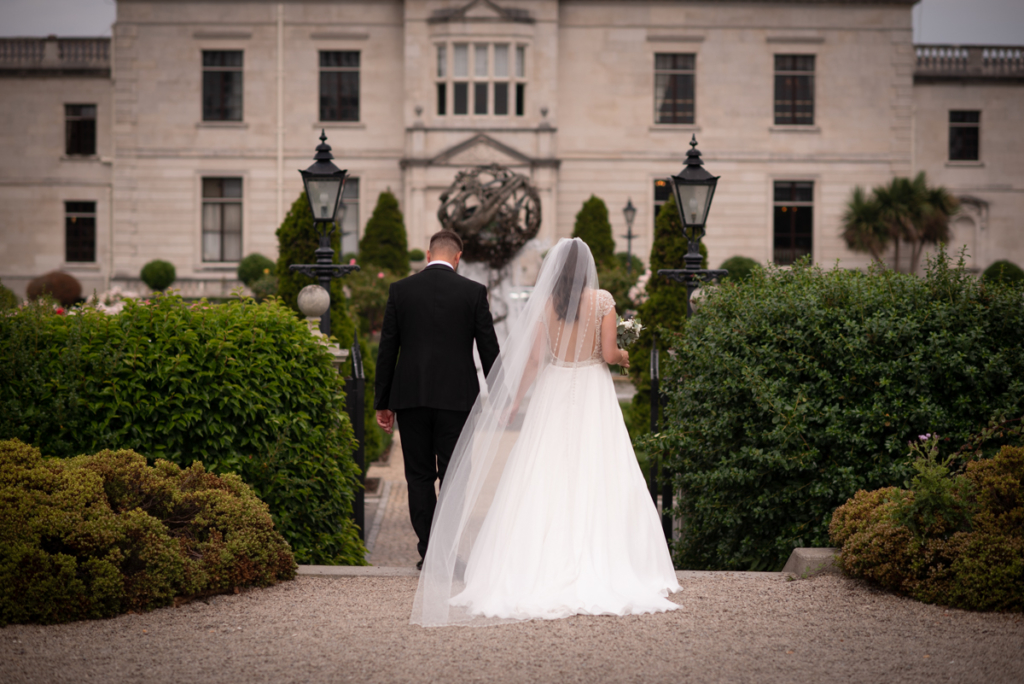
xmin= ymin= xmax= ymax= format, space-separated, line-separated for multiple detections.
xmin=0 ymin=0 xmax=1021 ymax=299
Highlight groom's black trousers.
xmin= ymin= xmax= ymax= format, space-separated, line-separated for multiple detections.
xmin=396 ymin=406 xmax=471 ymax=560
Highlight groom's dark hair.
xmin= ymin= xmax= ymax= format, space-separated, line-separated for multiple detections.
xmin=429 ymin=230 xmax=463 ymax=256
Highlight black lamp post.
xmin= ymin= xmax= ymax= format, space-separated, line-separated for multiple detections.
xmin=621 ymin=198 xmax=638 ymax=274
xmin=290 ymin=130 xmax=360 ymax=337
xmin=649 ymin=134 xmax=727 ymax=541
xmin=657 ymin=135 xmax=728 ymax=316
xmin=289 ymin=130 xmax=368 ymax=540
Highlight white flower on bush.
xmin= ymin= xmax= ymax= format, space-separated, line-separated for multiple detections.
xmin=616 ymin=316 xmax=643 ymax=348
xmin=85 ymin=286 xmax=141 ymax=315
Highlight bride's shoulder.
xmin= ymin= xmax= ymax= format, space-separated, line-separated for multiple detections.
xmin=596 ymin=289 xmax=615 ymax=316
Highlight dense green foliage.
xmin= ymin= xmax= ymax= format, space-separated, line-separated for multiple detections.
xmin=644 ymin=251 xmax=1024 ymax=571
xmin=982 ymin=259 xmax=1024 ymax=285
xmin=627 ymin=196 xmax=707 ymax=441
xmin=346 ymin=268 xmax=401 ymax=336
xmin=598 ymin=254 xmax=643 ymax=314
xmin=0 ymin=279 xmax=17 ymax=309
xmin=1 ymin=439 xmax=296 ymax=625
xmin=359 ymin=191 xmax=409 ymax=276
xmin=0 ymin=294 xmax=367 ymax=565
xmin=572 ymin=195 xmax=616 ymax=267
xmin=718 ymin=255 xmax=760 ymax=283
xmin=140 ymin=260 xmax=176 ymax=291
xmin=238 ymin=253 xmax=276 ymax=287
xmin=409 ymin=248 xmax=425 ymax=262
xmin=831 ymin=440 xmax=1023 ymax=612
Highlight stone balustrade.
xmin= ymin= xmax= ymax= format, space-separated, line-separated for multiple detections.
xmin=916 ymin=44 xmax=1024 ymax=79
xmin=0 ymin=37 xmax=110 ymax=73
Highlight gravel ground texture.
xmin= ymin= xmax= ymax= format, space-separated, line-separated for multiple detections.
xmin=2 ymin=571 xmax=1022 ymax=684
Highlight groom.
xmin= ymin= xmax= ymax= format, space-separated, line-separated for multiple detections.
xmin=374 ymin=230 xmax=500 ymax=569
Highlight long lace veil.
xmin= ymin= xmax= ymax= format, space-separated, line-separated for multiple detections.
xmin=410 ymin=237 xmax=601 ymax=627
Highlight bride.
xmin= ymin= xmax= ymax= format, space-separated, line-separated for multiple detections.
xmin=411 ymin=238 xmax=680 ymax=626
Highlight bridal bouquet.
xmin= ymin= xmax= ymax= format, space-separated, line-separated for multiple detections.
xmin=616 ymin=316 xmax=643 ymax=348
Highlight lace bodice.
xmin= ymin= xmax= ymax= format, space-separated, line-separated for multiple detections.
xmin=546 ymin=289 xmax=616 ymax=367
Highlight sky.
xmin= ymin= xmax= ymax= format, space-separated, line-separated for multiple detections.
xmin=0 ymin=0 xmax=1022 ymax=44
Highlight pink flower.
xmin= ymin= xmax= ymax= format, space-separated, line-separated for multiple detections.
xmin=919 ymin=434 xmax=931 ymax=441
xmin=377 ymin=272 xmax=385 ymax=279
xmin=349 ymin=258 xmax=357 ymax=265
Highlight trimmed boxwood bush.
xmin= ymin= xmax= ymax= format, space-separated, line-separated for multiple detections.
xmin=830 ymin=441 xmax=1023 ymax=612
xmin=238 ymin=253 xmax=276 ymax=287
xmin=0 ymin=293 xmax=366 ymax=565
xmin=645 ymin=250 xmax=1024 ymax=571
xmin=0 ymin=439 xmax=296 ymax=625
xmin=140 ymin=260 xmax=176 ymax=291
xmin=719 ymin=255 xmax=760 ymax=283
xmin=982 ymin=259 xmax=1024 ymax=286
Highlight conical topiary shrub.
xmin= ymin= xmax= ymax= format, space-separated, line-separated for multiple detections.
xmin=572 ymin=195 xmax=616 ymax=268
xmin=359 ymin=191 xmax=409 ymax=277
xmin=627 ymin=195 xmax=707 ymax=439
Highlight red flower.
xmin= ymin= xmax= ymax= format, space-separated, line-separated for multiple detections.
xmin=55 ymin=307 xmax=65 ymax=315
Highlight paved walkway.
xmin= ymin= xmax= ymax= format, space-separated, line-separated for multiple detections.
xmin=365 ymin=428 xmax=422 ymax=568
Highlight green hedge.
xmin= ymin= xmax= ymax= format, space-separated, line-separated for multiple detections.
xmin=141 ymin=260 xmax=176 ymax=291
xmin=0 ymin=294 xmax=366 ymax=565
xmin=831 ymin=440 xmax=1023 ymax=612
xmin=1 ymin=439 xmax=296 ymax=625
xmin=645 ymin=251 xmax=1024 ymax=571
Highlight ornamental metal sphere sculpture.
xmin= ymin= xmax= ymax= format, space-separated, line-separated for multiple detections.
xmin=437 ymin=164 xmax=541 ymax=269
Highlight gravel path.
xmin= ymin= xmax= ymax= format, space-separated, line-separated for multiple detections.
xmin=2 ymin=571 xmax=1022 ymax=684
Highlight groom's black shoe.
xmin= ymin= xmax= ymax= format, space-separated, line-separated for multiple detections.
xmin=416 ymin=559 xmax=423 ymax=571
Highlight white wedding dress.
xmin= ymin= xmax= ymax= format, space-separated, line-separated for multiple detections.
xmin=411 ymin=239 xmax=680 ymax=626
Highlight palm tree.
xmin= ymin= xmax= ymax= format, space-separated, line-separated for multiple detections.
xmin=841 ymin=186 xmax=888 ymax=263
xmin=847 ymin=173 xmax=958 ymax=273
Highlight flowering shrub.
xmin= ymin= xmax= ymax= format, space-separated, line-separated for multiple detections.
xmin=0 ymin=293 xmax=365 ymax=565
xmin=0 ymin=439 xmax=296 ymax=625
xmin=645 ymin=250 xmax=1024 ymax=571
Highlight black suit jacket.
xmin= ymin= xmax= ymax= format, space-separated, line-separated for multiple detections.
xmin=374 ymin=264 xmax=500 ymax=412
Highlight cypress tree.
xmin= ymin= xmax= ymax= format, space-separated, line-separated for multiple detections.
xmin=572 ymin=195 xmax=616 ymax=267
xmin=276 ymin=192 xmax=386 ymax=470
xmin=359 ymin=191 xmax=409 ymax=276
xmin=627 ymin=195 xmax=707 ymax=438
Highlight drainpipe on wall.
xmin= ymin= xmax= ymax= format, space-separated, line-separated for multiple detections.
xmin=276 ymin=4 xmax=285 ymax=225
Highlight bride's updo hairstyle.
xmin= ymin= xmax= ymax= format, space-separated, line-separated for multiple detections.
xmin=552 ymin=239 xmax=583 ymax=322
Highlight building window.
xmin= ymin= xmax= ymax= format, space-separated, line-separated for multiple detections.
xmin=653 ymin=178 xmax=672 ymax=230
xmin=773 ymin=181 xmax=813 ymax=265
xmin=65 ymin=105 xmax=96 ymax=156
xmin=774 ymin=55 xmax=814 ymax=126
xmin=437 ymin=42 xmax=525 ymax=117
xmin=654 ymin=54 xmax=695 ymax=124
xmin=949 ymin=111 xmax=980 ymax=161
xmin=320 ymin=51 xmax=360 ymax=122
xmin=202 ymin=178 xmax=242 ymax=262
xmin=65 ymin=201 xmax=96 ymax=263
xmin=202 ymin=51 xmax=243 ymax=121
xmin=340 ymin=178 xmax=360 ymax=257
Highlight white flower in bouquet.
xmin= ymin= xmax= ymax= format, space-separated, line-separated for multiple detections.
xmin=616 ymin=316 xmax=643 ymax=348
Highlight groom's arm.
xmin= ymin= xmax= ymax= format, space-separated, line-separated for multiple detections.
xmin=473 ymin=285 xmax=500 ymax=377
xmin=374 ymin=285 xmax=400 ymax=411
